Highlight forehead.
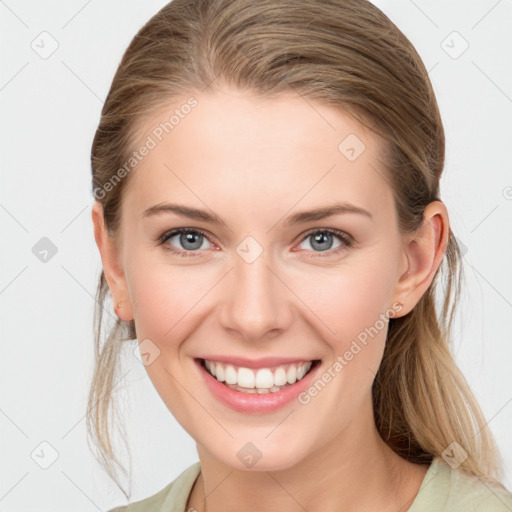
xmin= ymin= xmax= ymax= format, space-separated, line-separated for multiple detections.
xmin=122 ymin=87 xmax=393 ymax=224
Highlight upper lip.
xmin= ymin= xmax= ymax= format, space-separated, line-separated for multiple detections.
xmin=197 ymin=355 xmax=319 ymax=369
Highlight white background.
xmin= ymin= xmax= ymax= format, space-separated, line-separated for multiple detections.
xmin=1 ymin=0 xmax=511 ymax=510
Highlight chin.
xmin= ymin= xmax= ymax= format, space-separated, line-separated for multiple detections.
xmin=207 ymin=436 xmax=312 ymax=472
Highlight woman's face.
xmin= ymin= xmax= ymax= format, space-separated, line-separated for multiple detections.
xmin=107 ymin=87 xmax=412 ymax=471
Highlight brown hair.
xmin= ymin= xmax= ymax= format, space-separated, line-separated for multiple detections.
xmin=88 ymin=0 xmax=504 ymax=498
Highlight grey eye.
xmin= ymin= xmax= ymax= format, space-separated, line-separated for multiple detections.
xmin=299 ymin=231 xmax=343 ymax=252
xmin=163 ymin=228 xmax=212 ymax=251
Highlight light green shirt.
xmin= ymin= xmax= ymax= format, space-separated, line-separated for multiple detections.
xmin=108 ymin=457 xmax=512 ymax=511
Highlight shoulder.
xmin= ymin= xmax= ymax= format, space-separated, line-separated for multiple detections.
xmin=107 ymin=462 xmax=201 ymax=512
xmin=409 ymin=457 xmax=512 ymax=512
xmin=445 ymin=463 xmax=512 ymax=512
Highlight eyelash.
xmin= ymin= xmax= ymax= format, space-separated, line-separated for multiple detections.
xmin=157 ymin=227 xmax=354 ymax=258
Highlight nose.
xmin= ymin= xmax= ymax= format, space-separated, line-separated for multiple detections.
xmin=218 ymin=247 xmax=295 ymax=343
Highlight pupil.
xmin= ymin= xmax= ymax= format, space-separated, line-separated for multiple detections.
xmin=312 ymin=232 xmax=333 ymax=251
xmin=181 ymin=232 xmax=202 ymax=250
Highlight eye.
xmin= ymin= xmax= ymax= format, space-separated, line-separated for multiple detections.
xmin=295 ymin=228 xmax=354 ymax=256
xmin=158 ymin=227 xmax=354 ymax=257
xmin=159 ymin=227 xmax=215 ymax=256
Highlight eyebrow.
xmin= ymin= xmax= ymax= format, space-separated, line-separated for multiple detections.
xmin=140 ymin=201 xmax=373 ymax=226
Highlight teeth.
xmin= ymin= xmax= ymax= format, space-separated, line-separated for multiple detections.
xmin=255 ymin=369 xmax=273 ymax=388
xmin=238 ymin=367 xmax=255 ymax=388
xmin=274 ymin=366 xmax=287 ymax=386
xmin=225 ymin=383 xmax=288 ymax=394
xmin=203 ymin=359 xmax=314 ymax=391
xmin=297 ymin=362 xmax=308 ymax=380
xmin=215 ymin=362 xmax=225 ymax=382
xmin=225 ymin=364 xmax=237 ymax=384
xmin=286 ymin=364 xmax=297 ymax=384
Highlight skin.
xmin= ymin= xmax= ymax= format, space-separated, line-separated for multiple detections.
xmin=92 ymin=85 xmax=449 ymax=512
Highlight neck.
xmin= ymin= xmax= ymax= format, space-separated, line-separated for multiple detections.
xmin=187 ymin=398 xmax=428 ymax=512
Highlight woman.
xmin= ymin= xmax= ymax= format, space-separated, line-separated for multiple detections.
xmin=88 ymin=0 xmax=512 ymax=510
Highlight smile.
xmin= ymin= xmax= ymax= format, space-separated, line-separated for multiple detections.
xmin=203 ymin=358 xmax=315 ymax=393
xmin=194 ymin=357 xmax=322 ymax=414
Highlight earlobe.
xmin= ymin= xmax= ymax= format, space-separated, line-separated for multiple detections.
xmin=391 ymin=200 xmax=450 ymax=316
xmin=91 ymin=201 xmax=134 ymax=322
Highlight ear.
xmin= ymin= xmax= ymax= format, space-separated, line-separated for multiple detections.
xmin=391 ymin=200 xmax=450 ymax=317
xmin=91 ymin=201 xmax=134 ymax=322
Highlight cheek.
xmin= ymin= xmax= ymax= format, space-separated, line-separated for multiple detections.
xmin=290 ymin=254 xmax=396 ymax=382
xmin=287 ymin=259 xmax=396 ymax=429
xmin=125 ymin=250 xmax=212 ymax=341
xmin=299 ymin=256 xmax=394 ymax=337
xmin=124 ymin=254 xmax=214 ymax=417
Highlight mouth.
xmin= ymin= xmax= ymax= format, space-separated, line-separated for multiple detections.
xmin=194 ymin=357 xmax=322 ymax=413
xmin=199 ymin=358 xmax=320 ymax=393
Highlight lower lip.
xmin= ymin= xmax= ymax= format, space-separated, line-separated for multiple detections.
xmin=194 ymin=358 xmax=321 ymax=414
